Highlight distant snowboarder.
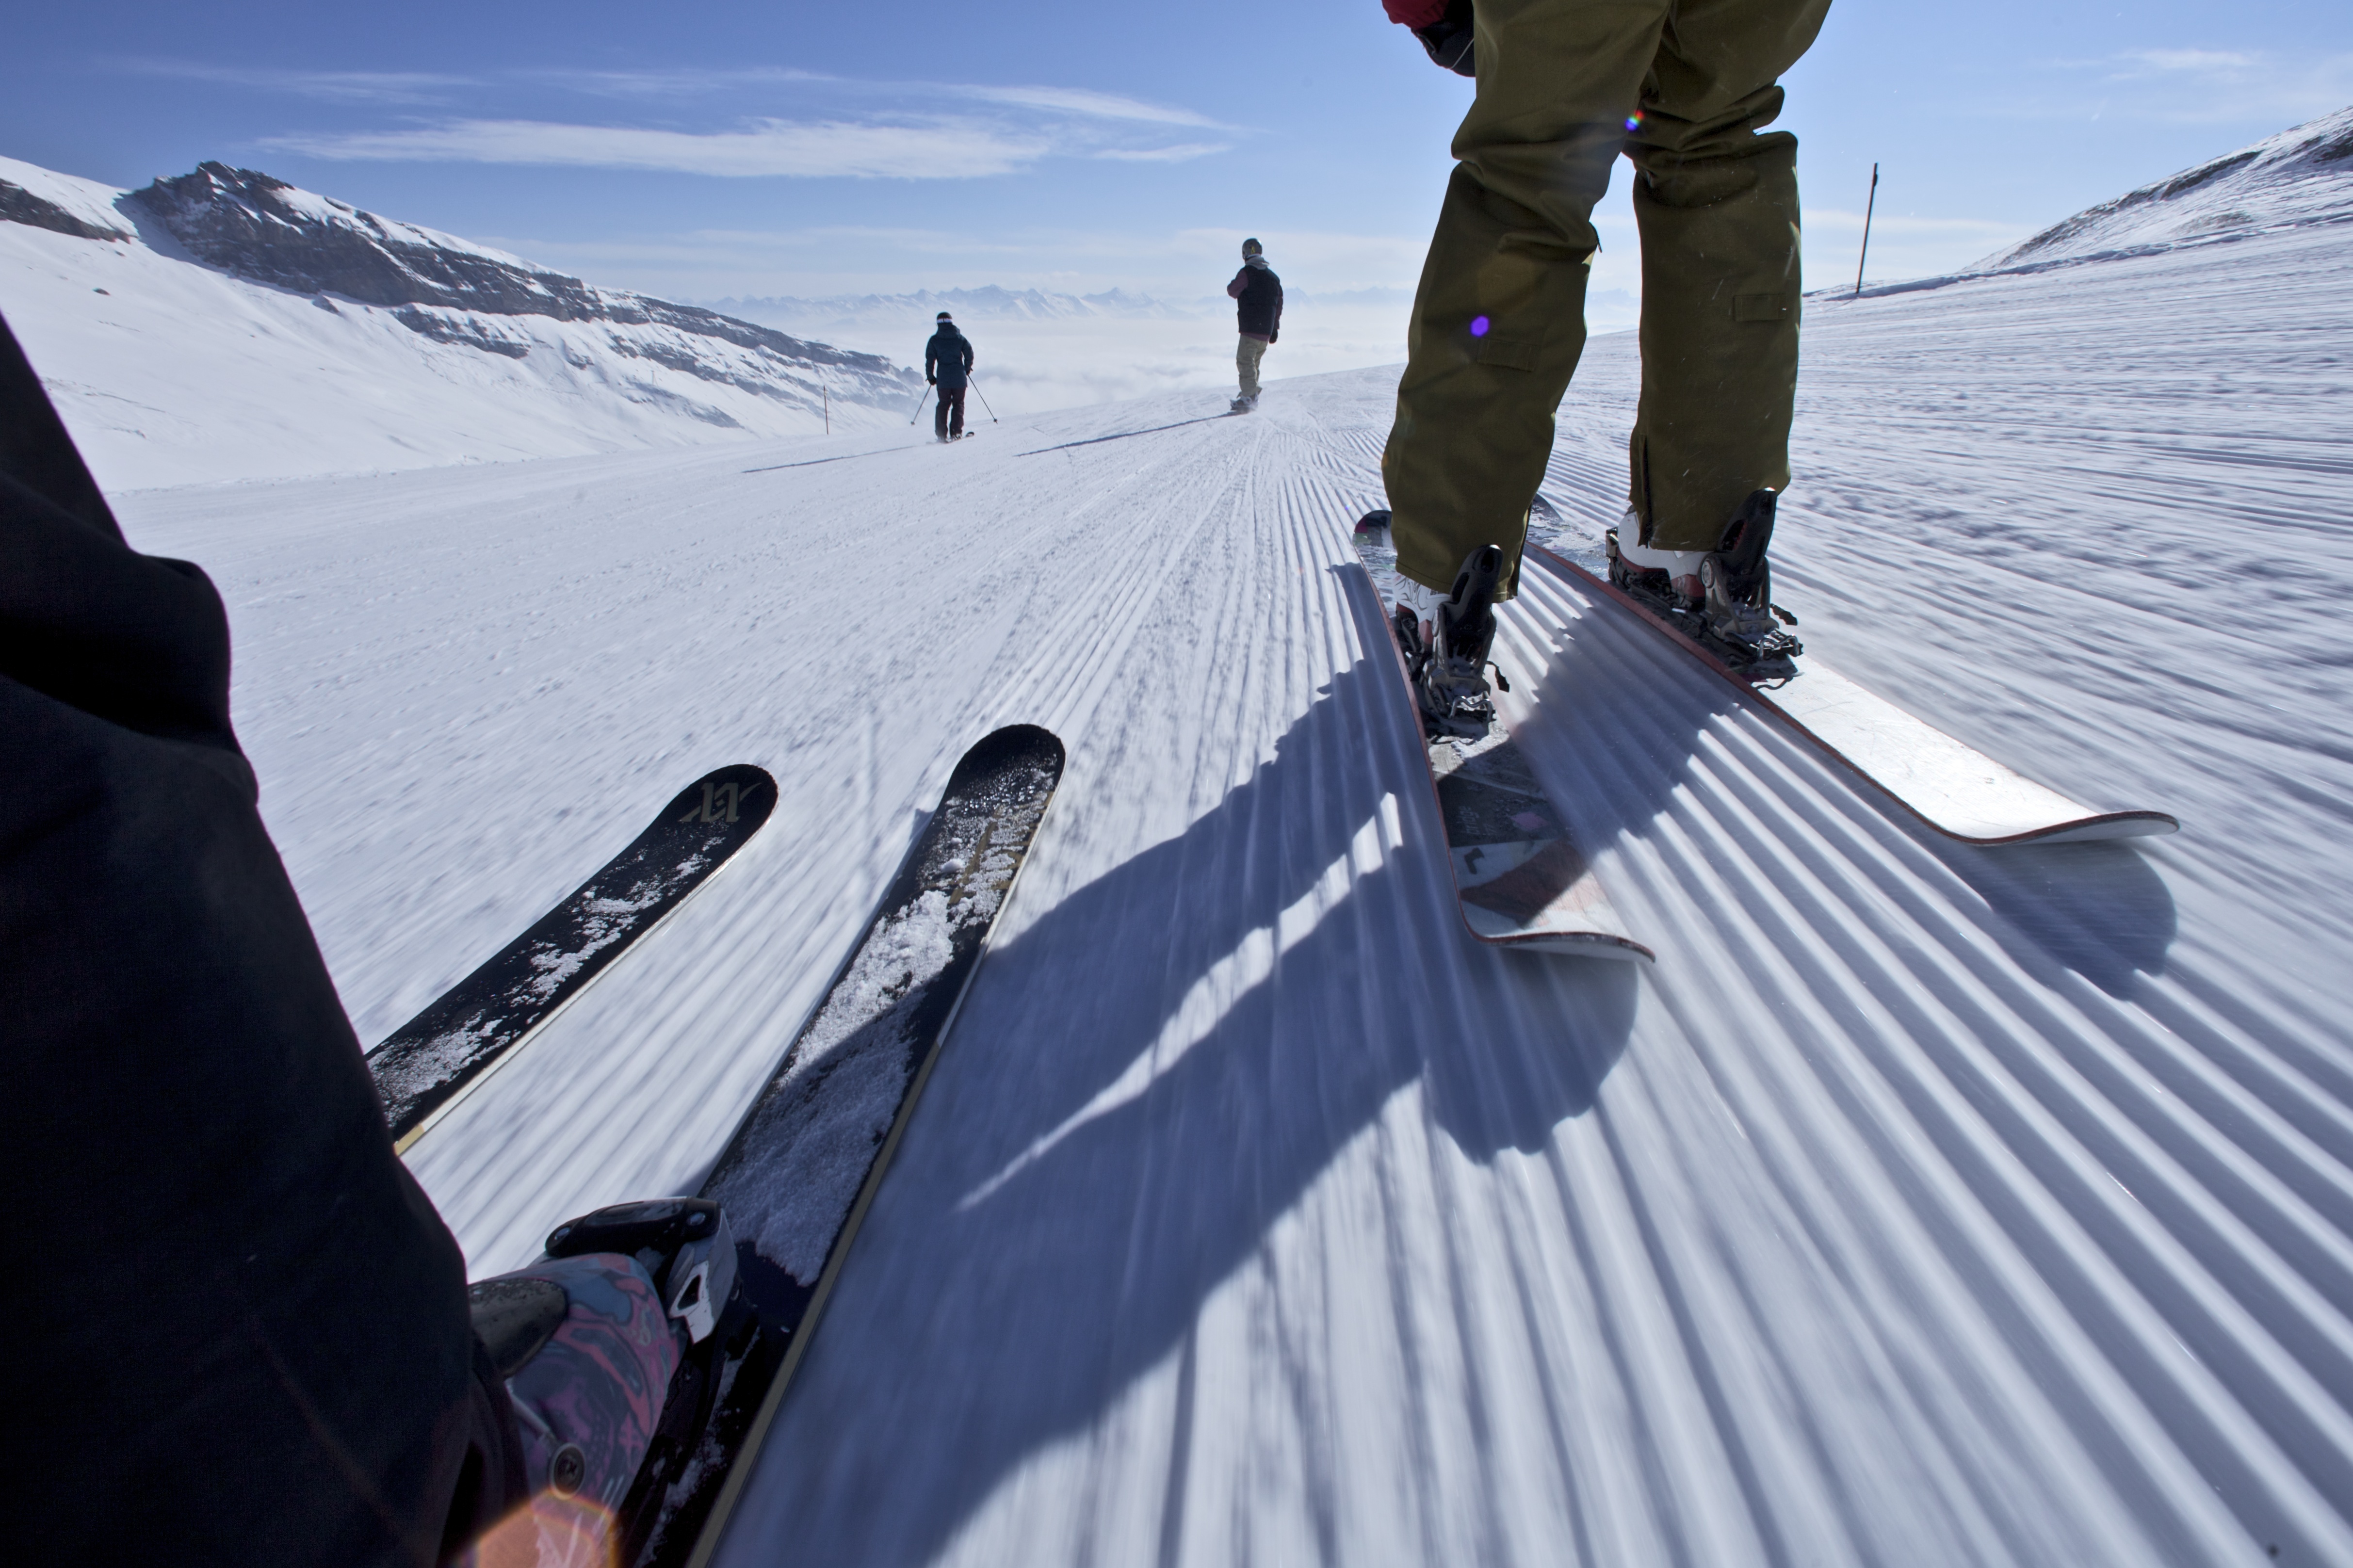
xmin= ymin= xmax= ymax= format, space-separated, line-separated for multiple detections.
xmin=925 ymin=311 xmax=975 ymax=440
xmin=1227 ymin=238 xmax=1283 ymax=412
xmin=1380 ymin=0 xmax=1826 ymax=711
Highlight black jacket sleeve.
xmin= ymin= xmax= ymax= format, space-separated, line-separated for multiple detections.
xmin=2 ymin=313 xmax=487 ymax=1567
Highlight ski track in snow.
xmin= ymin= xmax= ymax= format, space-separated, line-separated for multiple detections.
xmin=108 ymin=224 xmax=2353 ymax=1566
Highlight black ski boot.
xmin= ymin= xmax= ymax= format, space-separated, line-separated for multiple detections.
xmin=1607 ymin=488 xmax=1801 ymax=680
xmin=1396 ymin=545 xmax=1509 ymax=737
xmin=1697 ymin=489 xmax=1802 ymax=676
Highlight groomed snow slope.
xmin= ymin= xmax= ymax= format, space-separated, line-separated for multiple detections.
xmin=109 ymin=218 xmax=2353 ymax=1566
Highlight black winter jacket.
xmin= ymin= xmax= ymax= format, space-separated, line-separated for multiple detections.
xmin=925 ymin=326 xmax=974 ymax=389
xmin=1229 ymin=264 xmax=1283 ymax=339
xmin=1 ymin=311 xmax=499 ymax=1565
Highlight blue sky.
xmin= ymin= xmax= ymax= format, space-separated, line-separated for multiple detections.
xmin=6 ymin=0 xmax=2351 ymax=306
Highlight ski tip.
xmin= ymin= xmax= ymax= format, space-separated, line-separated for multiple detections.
xmin=661 ymin=763 xmax=780 ymax=833
xmin=947 ymin=725 xmax=1066 ymax=790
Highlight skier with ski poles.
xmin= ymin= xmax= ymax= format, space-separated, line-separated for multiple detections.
xmin=924 ymin=310 xmax=976 ymax=441
xmin=1 ymin=312 xmax=724 ymax=1567
xmin=1226 ymin=237 xmax=1283 ymax=412
xmin=1380 ymin=0 xmax=1828 ymax=725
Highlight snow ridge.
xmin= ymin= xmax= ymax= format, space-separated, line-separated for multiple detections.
xmin=1974 ymin=103 xmax=2353 ymax=271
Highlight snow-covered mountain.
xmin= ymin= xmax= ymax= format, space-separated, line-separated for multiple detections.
xmin=1970 ymin=104 xmax=2353 ymax=272
xmin=0 ymin=156 xmax=921 ymax=489
xmin=710 ymin=284 xmax=1197 ymax=337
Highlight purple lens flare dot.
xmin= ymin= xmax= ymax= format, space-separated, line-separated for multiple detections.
xmin=1624 ymin=113 xmax=1642 ymax=131
xmin=1469 ymin=315 xmax=1491 ymax=338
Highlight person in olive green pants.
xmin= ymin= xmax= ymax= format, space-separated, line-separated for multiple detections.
xmin=1381 ymin=0 xmax=1832 ymax=619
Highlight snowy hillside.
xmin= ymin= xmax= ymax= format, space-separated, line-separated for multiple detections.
xmin=1970 ymin=104 xmax=2353 ymax=272
xmin=95 ymin=109 xmax=2353 ymax=1567
xmin=0 ymin=155 xmax=921 ymax=489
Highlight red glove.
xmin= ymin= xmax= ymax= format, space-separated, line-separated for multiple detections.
xmin=1382 ymin=0 xmax=1447 ymax=25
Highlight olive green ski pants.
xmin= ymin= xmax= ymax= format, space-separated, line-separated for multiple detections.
xmin=1383 ymin=0 xmax=1832 ymax=598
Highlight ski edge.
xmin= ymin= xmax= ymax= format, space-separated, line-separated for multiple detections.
xmin=389 ymin=872 xmax=717 ymax=1158
xmin=383 ymin=766 xmax=778 ymax=1156
xmin=1344 ymin=559 xmax=1657 ymax=966
xmin=1525 ymin=543 xmax=2182 ymax=848
xmin=677 ymin=728 xmax=1066 ymax=1568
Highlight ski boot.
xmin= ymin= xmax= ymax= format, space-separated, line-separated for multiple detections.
xmin=1395 ymin=545 xmax=1511 ymax=737
xmin=1607 ymin=488 xmax=1802 ymax=680
xmin=463 ymin=1197 xmax=755 ymax=1566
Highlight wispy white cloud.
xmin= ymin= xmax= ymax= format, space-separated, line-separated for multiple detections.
xmin=520 ymin=68 xmax=1227 ymax=129
xmin=262 ymin=118 xmax=1050 ymax=179
xmin=113 ymin=58 xmax=477 ymax=105
xmin=230 ymin=65 xmax=1233 ymax=179
xmin=1094 ymin=143 xmax=1231 ymax=163
xmin=1801 ymin=208 xmax=2024 ymax=238
xmin=956 ymin=84 xmax=1225 ymax=129
xmin=2108 ymin=48 xmax=2261 ymax=76
xmin=2014 ymin=48 xmax=2353 ymax=126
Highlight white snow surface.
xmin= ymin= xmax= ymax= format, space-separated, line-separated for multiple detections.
xmin=105 ymin=215 xmax=2353 ymax=1565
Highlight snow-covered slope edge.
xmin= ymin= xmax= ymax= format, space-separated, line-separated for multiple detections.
xmin=0 ymin=155 xmax=923 ymax=489
xmin=1822 ymin=106 xmax=2353 ymax=305
xmin=1977 ymin=105 xmax=2353 ymax=271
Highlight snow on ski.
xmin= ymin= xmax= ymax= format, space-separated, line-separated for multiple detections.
xmin=1527 ymin=540 xmax=2181 ymax=845
xmin=640 ymin=724 xmax=1065 ymax=1568
xmin=1350 ymin=513 xmax=1652 ymax=961
xmin=371 ymin=764 xmax=776 ymax=1151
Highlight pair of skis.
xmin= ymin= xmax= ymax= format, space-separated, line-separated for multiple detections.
xmin=367 ymin=728 xmax=1066 ymax=1567
xmin=1346 ymin=509 xmax=2176 ymax=965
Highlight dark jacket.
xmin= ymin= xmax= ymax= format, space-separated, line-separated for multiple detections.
xmin=1228 ymin=262 xmax=1283 ymax=340
xmin=1 ymin=311 xmax=511 ymax=1563
xmin=925 ymin=326 xmax=974 ymax=390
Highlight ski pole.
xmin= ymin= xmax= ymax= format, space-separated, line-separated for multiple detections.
xmin=909 ymin=385 xmax=932 ymax=425
xmin=971 ymin=378 xmax=999 ymax=423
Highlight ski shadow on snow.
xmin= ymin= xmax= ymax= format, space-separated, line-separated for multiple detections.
xmin=731 ymin=650 xmax=1643 ymax=1563
xmin=1491 ymin=555 xmax=2180 ymax=1001
xmin=1928 ymin=838 xmax=2177 ymax=999
xmin=1018 ymin=415 xmax=1234 ymax=456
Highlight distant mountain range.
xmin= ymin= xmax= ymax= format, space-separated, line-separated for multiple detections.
xmin=709 ymin=285 xmax=1200 ymax=335
xmin=0 ymin=156 xmax=921 ymax=486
